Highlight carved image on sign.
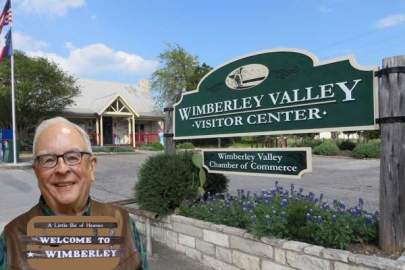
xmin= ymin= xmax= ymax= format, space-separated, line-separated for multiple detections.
xmin=174 ymin=49 xmax=377 ymax=139
xmin=26 ymin=216 xmax=123 ymax=270
xmin=202 ymin=148 xmax=312 ymax=179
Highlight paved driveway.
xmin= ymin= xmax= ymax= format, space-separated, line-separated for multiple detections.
xmin=0 ymin=152 xmax=380 ymax=228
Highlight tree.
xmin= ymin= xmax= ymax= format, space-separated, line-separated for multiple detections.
xmin=151 ymin=44 xmax=212 ymax=107
xmin=0 ymin=51 xmax=80 ymax=148
xmin=187 ymin=62 xmax=212 ymax=90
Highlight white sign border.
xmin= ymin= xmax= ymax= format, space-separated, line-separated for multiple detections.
xmin=173 ymin=48 xmax=379 ymax=140
xmin=201 ymin=147 xmax=312 ymax=179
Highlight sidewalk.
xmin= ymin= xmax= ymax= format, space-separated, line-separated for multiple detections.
xmin=149 ymin=241 xmax=211 ymax=270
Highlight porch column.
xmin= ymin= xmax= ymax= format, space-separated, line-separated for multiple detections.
xmin=132 ymin=115 xmax=136 ymax=148
xmin=100 ymin=115 xmax=104 ymax=147
xmin=96 ymin=117 xmax=100 ymax=146
xmin=127 ymin=118 xmax=131 ymax=145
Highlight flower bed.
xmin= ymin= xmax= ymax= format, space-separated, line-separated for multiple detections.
xmin=179 ymin=182 xmax=378 ymax=250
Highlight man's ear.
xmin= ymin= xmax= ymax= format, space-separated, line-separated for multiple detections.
xmin=89 ymin=156 xmax=97 ymax=182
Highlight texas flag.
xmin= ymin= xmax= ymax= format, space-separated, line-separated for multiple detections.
xmin=0 ymin=0 xmax=11 ymax=35
xmin=0 ymin=29 xmax=12 ymax=62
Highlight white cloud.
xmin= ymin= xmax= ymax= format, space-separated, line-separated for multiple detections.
xmin=14 ymin=32 xmax=48 ymax=51
xmin=16 ymin=0 xmax=85 ymax=16
xmin=16 ymin=35 xmax=158 ymax=79
xmin=376 ymin=14 xmax=405 ymax=29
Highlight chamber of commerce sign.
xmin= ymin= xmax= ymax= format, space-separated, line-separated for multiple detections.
xmin=202 ymin=148 xmax=312 ymax=179
xmin=174 ymin=49 xmax=378 ymax=139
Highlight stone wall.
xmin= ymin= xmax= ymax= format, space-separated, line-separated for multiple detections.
xmin=130 ymin=212 xmax=405 ymax=270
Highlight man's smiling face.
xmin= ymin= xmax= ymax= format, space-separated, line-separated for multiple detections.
xmin=33 ymin=123 xmax=96 ymax=214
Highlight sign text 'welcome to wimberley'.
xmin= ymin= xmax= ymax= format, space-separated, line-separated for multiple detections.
xmin=26 ymin=216 xmax=123 ymax=270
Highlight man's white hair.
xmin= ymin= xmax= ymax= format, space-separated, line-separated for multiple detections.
xmin=32 ymin=117 xmax=92 ymax=156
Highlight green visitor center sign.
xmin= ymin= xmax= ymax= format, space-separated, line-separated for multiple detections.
xmin=202 ymin=148 xmax=312 ymax=178
xmin=173 ymin=49 xmax=377 ymax=139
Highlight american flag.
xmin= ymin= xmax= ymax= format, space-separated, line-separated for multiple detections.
xmin=0 ymin=0 xmax=11 ymax=34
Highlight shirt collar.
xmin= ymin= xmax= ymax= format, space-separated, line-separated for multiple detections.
xmin=38 ymin=196 xmax=92 ymax=216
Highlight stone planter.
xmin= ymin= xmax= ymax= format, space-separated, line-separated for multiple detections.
xmin=130 ymin=211 xmax=405 ymax=270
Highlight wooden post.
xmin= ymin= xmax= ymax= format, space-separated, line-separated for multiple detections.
xmin=378 ymin=56 xmax=405 ymax=253
xmin=164 ymin=107 xmax=176 ymax=154
xmin=100 ymin=116 xmax=104 ymax=147
xmin=96 ymin=117 xmax=100 ymax=146
xmin=132 ymin=115 xmax=136 ymax=148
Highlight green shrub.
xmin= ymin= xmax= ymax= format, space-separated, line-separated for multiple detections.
xmin=92 ymin=146 xmax=134 ymax=152
xmin=177 ymin=142 xmax=195 ymax=149
xmin=204 ymin=172 xmax=229 ymax=196
xmin=352 ymin=139 xmax=380 ymax=159
xmin=290 ymin=138 xmax=323 ymax=149
xmin=337 ymin=140 xmax=357 ymax=151
xmin=313 ymin=141 xmax=339 ymax=156
xmin=135 ymin=152 xmax=198 ymax=215
xmin=139 ymin=142 xmax=164 ymax=151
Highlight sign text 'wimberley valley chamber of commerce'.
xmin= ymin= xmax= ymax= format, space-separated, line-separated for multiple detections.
xmin=202 ymin=148 xmax=312 ymax=178
xmin=174 ymin=49 xmax=377 ymax=139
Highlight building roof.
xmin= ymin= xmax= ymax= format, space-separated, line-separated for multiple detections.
xmin=64 ymin=79 xmax=163 ymax=119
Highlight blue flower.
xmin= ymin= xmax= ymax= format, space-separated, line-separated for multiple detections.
xmin=331 ymin=214 xmax=337 ymax=223
xmin=365 ymin=214 xmax=374 ymax=225
xmin=290 ymin=184 xmax=295 ymax=193
xmin=280 ymin=198 xmax=288 ymax=208
xmin=305 ymin=213 xmax=312 ymax=221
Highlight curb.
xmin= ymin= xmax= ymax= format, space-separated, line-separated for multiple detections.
xmin=0 ymin=162 xmax=32 ymax=169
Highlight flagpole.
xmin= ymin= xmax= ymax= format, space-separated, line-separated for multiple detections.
xmin=10 ymin=3 xmax=16 ymax=164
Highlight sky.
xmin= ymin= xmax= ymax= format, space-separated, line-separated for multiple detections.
xmin=4 ymin=0 xmax=405 ymax=85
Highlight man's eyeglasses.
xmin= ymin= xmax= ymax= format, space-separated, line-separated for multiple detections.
xmin=35 ymin=151 xmax=92 ymax=168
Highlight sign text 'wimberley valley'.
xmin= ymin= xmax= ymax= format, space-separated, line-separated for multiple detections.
xmin=174 ymin=49 xmax=377 ymax=139
xmin=179 ymin=79 xmax=361 ymax=128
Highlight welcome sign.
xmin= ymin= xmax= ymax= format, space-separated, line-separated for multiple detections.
xmin=26 ymin=216 xmax=122 ymax=270
xmin=203 ymin=148 xmax=311 ymax=178
xmin=174 ymin=49 xmax=377 ymax=139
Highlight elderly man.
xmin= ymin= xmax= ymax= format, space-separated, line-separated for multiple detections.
xmin=0 ymin=117 xmax=148 ymax=270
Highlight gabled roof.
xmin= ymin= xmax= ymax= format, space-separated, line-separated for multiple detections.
xmin=64 ymin=79 xmax=163 ymax=119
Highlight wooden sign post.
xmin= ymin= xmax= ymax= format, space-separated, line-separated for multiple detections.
xmin=164 ymin=106 xmax=176 ymax=154
xmin=377 ymin=56 xmax=405 ymax=253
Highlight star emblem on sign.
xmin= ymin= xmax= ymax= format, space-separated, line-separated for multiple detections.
xmin=27 ymin=252 xmax=35 ymax=258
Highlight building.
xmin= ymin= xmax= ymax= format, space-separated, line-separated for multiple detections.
xmin=64 ymin=79 xmax=164 ymax=148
